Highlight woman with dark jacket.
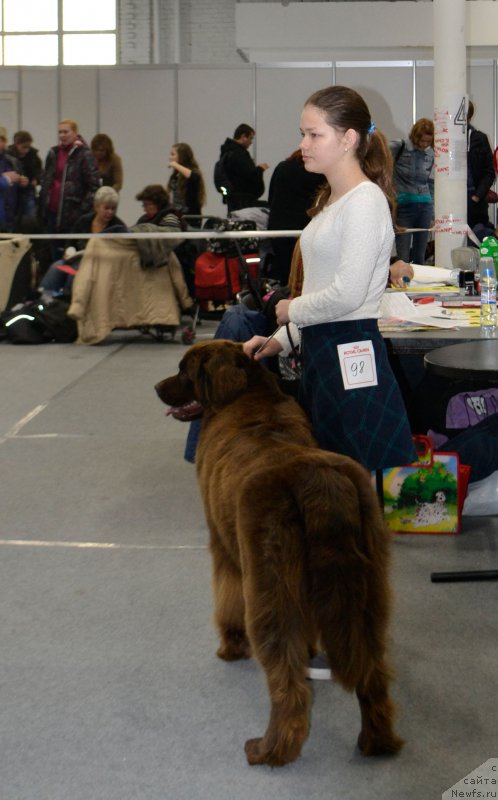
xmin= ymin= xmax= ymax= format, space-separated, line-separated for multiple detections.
xmin=7 ymin=130 xmax=42 ymax=227
xmin=40 ymin=118 xmax=101 ymax=251
xmin=467 ymin=101 xmax=496 ymax=236
xmin=131 ymin=183 xmax=193 ymax=307
xmin=267 ymin=149 xmax=324 ymax=285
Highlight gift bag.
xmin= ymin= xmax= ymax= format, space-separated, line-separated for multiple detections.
xmin=382 ymin=436 xmax=470 ymax=534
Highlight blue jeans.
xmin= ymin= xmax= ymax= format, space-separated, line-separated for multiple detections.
xmin=395 ymin=202 xmax=433 ymax=264
xmin=40 ymin=257 xmax=81 ymax=294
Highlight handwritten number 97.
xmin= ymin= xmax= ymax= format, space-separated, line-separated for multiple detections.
xmin=350 ymin=360 xmax=364 ymax=377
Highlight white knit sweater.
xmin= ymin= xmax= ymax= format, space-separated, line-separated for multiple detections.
xmin=276 ymin=180 xmax=393 ymax=354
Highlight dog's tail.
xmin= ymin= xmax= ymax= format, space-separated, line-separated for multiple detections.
xmin=289 ymin=450 xmax=394 ymax=693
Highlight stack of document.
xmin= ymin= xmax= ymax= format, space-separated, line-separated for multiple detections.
xmin=380 ymin=292 xmax=472 ymax=329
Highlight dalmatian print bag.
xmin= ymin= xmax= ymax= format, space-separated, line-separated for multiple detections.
xmin=381 ymin=436 xmax=470 ymax=535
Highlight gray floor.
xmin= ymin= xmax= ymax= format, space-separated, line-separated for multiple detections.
xmin=1 ymin=322 xmax=497 ymax=800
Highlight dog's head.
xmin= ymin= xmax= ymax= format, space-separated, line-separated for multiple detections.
xmin=155 ymin=340 xmax=256 ymax=419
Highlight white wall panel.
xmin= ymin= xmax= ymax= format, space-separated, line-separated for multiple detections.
xmin=255 ymin=65 xmax=333 ymax=198
xmin=415 ymin=63 xmax=434 ymax=124
xmin=468 ymin=63 xmax=496 ymax=147
xmin=98 ymin=67 xmax=176 ymax=223
xmin=335 ymin=64 xmax=414 ymax=143
xmin=60 ymin=68 xmax=99 ymax=146
xmin=19 ymin=69 xmax=58 ymax=166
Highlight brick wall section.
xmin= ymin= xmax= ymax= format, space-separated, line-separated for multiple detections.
xmin=118 ymin=0 xmax=152 ymax=64
xmin=120 ymin=0 xmax=243 ymax=65
xmin=179 ymin=0 xmax=241 ymax=64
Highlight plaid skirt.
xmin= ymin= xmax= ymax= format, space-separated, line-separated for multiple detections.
xmin=300 ymin=319 xmax=416 ymax=471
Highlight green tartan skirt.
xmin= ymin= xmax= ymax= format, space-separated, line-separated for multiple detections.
xmin=299 ymin=319 xmax=416 ymax=471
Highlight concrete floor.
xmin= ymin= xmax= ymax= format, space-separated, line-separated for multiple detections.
xmin=0 ymin=323 xmax=497 ymax=800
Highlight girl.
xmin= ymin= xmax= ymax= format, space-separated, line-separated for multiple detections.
xmin=167 ymin=142 xmax=206 ymax=218
xmin=244 ymin=85 xmax=415 ymax=473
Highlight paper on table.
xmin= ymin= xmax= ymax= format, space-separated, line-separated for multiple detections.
xmin=410 ymin=264 xmax=458 ymax=285
xmin=380 ymin=292 xmax=470 ymax=328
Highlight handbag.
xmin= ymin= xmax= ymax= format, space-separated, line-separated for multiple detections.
xmin=382 ymin=436 xmax=470 ymax=534
xmin=446 ymin=388 xmax=498 ymax=429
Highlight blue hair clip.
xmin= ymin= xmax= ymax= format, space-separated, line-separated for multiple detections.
xmin=368 ymin=121 xmax=376 ymax=135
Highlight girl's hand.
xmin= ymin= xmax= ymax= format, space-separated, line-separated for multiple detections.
xmin=242 ymin=335 xmax=283 ymax=361
xmin=275 ymin=299 xmax=291 ymax=326
xmin=389 ymin=259 xmax=414 ymax=288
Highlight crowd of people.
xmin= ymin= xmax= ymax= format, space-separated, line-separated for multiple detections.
xmin=1 ymin=102 xmax=495 ymax=297
xmin=0 ymin=118 xmax=211 ymax=302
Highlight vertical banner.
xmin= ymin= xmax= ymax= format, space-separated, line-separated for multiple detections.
xmin=434 ymin=93 xmax=467 ymax=181
xmin=434 ymin=93 xmax=469 ymax=247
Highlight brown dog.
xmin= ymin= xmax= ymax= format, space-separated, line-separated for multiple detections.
xmin=155 ymin=340 xmax=403 ymax=767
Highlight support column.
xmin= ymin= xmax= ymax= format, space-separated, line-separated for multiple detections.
xmin=433 ymin=0 xmax=468 ymax=268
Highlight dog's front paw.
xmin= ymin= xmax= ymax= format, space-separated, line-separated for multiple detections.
xmin=217 ymin=629 xmax=251 ymax=661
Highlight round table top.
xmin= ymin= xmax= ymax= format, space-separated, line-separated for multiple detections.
xmin=424 ymin=338 xmax=498 ymax=381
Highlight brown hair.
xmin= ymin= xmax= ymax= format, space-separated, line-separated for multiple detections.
xmin=135 ymin=184 xmax=170 ymax=207
xmin=13 ymin=130 xmax=33 ymax=145
xmin=91 ymin=133 xmax=115 ymax=160
xmin=304 ymin=85 xmax=396 ymax=220
xmin=409 ymin=118 xmax=434 ymax=148
xmin=167 ymin=142 xmax=206 ymax=208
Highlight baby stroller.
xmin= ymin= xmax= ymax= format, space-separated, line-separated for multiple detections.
xmin=180 ymin=215 xmax=263 ymax=344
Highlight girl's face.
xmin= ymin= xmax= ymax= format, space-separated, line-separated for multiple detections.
xmin=299 ymin=105 xmax=347 ymax=178
xmin=169 ymin=146 xmax=178 ymax=163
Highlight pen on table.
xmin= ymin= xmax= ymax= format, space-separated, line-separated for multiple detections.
xmin=255 ymin=326 xmax=281 ymax=355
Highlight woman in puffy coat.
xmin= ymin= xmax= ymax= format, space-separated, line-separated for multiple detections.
xmin=40 ymin=118 xmax=101 ymax=253
xmin=391 ymin=118 xmax=434 ymax=265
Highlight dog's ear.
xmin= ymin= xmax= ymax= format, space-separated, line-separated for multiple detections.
xmin=195 ymin=349 xmax=249 ymax=409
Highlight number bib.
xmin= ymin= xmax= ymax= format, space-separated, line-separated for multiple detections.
xmin=337 ymin=339 xmax=378 ymax=390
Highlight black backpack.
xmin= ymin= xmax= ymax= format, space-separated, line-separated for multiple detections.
xmin=0 ymin=298 xmax=78 ymax=344
xmin=213 ymin=153 xmax=233 ymax=204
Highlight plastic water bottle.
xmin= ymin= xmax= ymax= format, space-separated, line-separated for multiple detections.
xmin=480 ymin=258 xmax=497 ymax=330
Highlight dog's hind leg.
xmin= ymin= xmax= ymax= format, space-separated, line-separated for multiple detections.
xmin=355 ymin=663 xmax=404 ymax=756
xmin=302 ymin=459 xmax=404 ymax=756
xmin=237 ymin=480 xmax=312 ymax=767
xmin=210 ymin=534 xmax=251 ymax=661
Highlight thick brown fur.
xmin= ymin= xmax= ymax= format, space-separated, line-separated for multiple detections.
xmin=156 ymin=340 xmax=404 ymax=767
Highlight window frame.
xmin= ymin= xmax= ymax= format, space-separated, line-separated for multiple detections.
xmin=0 ymin=0 xmax=117 ymax=66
